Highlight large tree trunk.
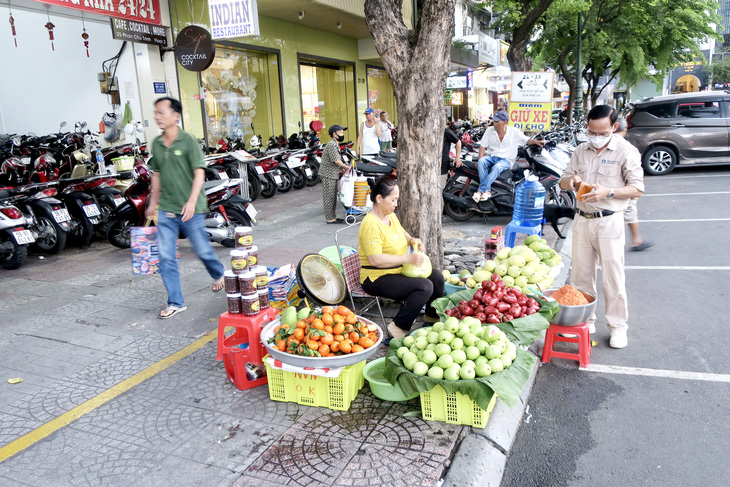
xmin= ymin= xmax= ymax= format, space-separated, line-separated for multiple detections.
xmin=557 ymin=46 xmax=576 ymax=123
xmin=364 ymin=0 xmax=455 ymax=269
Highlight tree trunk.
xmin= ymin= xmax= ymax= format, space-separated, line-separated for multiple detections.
xmin=507 ymin=0 xmax=557 ymax=72
xmin=557 ymin=48 xmax=576 ymax=123
xmin=364 ymin=0 xmax=455 ymax=269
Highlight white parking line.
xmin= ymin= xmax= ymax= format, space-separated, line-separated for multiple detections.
xmin=658 ymin=173 xmax=730 ymax=179
xmin=642 ymin=191 xmax=730 ymax=197
xmin=638 ymin=218 xmax=730 ymax=223
xmin=625 ymin=266 xmax=730 ymax=270
xmin=582 ymin=363 xmax=730 ymax=383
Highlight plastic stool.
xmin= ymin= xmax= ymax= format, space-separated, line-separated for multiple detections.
xmin=504 ymin=220 xmax=542 ymax=248
xmin=541 ymin=322 xmax=592 ymax=368
xmin=216 ymin=307 xmax=277 ymax=390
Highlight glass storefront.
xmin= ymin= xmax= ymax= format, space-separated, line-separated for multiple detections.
xmin=299 ymin=58 xmax=356 ymax=137
xmin=366 ymin=66 xmax=397 ymax=124
xmin=199 ymin=46 xmax=283 ymax=147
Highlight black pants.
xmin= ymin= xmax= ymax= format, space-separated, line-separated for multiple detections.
xmin=362 ymin=269 xmax=445 ymax=331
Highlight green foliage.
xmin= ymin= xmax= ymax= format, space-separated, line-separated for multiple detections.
xmin=528 ymin=0 xmax=720 ymax=97
xmin=708 ymin=56 xmax=730 ymax=85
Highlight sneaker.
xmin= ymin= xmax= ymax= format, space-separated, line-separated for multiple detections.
xmin=609 ymin=327 xmax=628 ymax=349
xmin=588 ymin=320 xmax=596 ymax=334
xmin=472 ymin=191 xmax=482 ymax=203
xmin=387 ymin=321 xmax=407 ymax=340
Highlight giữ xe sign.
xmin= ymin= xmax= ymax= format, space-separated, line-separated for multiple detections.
xmin=31 ymin=0 xmax=162 ymax=25
xmin=208 ymin=0 xmax=260 ymax=39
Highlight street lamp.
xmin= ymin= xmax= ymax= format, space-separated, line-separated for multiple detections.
xmin=574 ymin=12 xmax=584 ymax=118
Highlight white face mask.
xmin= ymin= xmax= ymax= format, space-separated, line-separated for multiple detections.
xmin=588 ymin=134 xmax=611 ymax=148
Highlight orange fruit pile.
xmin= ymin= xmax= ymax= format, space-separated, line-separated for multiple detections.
xmin=269 ymin=305 xmax=379 ymax=357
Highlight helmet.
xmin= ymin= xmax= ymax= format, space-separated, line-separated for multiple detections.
xmin=461 ymin=132 xmax=472 ymax=144
xmin=34 ymin=154 xmax=56 ymax=172
xmin=1 ymin=157 xmax=23 ymax=175
xmin=249 ymin=135 xmax=260 ymax=148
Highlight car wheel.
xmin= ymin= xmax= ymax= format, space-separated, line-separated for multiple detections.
xmin=642 ymin=146 xmax=676 ymax=176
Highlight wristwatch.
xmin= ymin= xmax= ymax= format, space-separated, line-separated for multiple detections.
xmin=607 ymin=188 xmax=615 ymax=199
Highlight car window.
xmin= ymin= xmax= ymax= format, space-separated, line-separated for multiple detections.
xmin=677 ymin=101 xmax=721 ymax=119
xmin=637 ymin=102 xmax=674 ymax=119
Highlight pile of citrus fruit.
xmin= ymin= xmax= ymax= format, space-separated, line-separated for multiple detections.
xmin=268 ymin=305 xmax=380 ymax=357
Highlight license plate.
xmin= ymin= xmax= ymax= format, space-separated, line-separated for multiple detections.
xmin=114 ymin=197 xmax=125 ymax=207
xmin=305 ymin=168 xmax=312 ymax=177
xmin=465 ymin=155 xmax=473 ymax=161
xmin=255 ymin=166 xmax=264 ymax=174
xmin=52 ymin=209 xmax=71 ymax=223
xmin=288 ymin=158 xmax=304 ymax=168
xmin=274 ymin=175 xmax=282 ymax=185
xmin=13 ymin=229 xmax=35 ymax=245
xmin=83 ymin=204 xmax=101 ymax=217
xmin=315 ymin=156 xmax=321 ymax=163
xmin=245 ymin=204 xmax=257 ymax=220
xmin=219 ymin=171 xmax=229 ymax=180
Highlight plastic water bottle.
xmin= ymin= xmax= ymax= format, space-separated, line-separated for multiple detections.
xmin=512 ymin=175 xmax=546 ymax=226
xmin=96 ymin=149 xmax=105 ymax=173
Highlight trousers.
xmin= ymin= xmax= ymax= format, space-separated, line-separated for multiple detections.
xmin=157 ymin=211 xmax=225 ymax=308
xmin=362 ymin=269 xmax=445 ymax=331
xmin=570 ymin=212 xmax=628 ymax=331
xmin=322 ymin=177 xmax=339 ymax=221
xmin=477 ymin=156 xmax=511 ymax=193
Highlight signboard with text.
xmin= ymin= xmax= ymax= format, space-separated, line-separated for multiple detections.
xmin=110 ymin=18 xmax=167 ymax=46
xmin=32 ymin=0 xmax=161 ymax=25
xmin=446 ymin=76 xmax=467 ymax=89
xmin=174 ymin=25 xmax=216 ymax=71
xmin=209 ymin=0 xmax=260 ymax=39
xmin=508 ymin=102 xmax=552 ymax=132
xmin=510 ymin=71 xmax=554 ymax=103
xmin=479 ymin=34 xmax=500 ymax=66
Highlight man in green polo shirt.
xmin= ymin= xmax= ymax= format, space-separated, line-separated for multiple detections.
xmin=145 ymin=97 xmax=225 ymax=319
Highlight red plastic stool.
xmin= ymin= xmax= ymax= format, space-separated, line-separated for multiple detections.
xmin=541 ymin=322 xmax=592 ymax=368
xmin=216 ymin=308 xmax=277 ymax=390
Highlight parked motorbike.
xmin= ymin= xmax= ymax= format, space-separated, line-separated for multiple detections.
xmin=0 ymin=193 xmax=34 ymax=269
xmin=4 ymin=182 xmax=70 ymax=254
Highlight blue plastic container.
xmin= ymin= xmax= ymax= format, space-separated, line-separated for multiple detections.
xmin=512 ymin=176 xmax=546 ymax=227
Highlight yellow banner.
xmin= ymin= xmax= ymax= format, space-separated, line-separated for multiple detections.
xmin=507 ymin=102 xmax=552 ymax=132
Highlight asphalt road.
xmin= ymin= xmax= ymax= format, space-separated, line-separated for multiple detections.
xmin=501 ymin=165 xmax=730 ymax=487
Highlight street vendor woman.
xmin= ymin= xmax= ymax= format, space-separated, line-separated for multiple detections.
xmin=358 ymin=176 xmax=444 ymax=340
xmin=559 ymin=105 xmax=644 ymax=349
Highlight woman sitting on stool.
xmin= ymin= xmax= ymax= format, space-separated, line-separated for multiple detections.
xmin=358 ymin=177 xmax=444 ymax=339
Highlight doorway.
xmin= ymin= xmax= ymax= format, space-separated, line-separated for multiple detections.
xmin=299 ymin=56 xmax=356 ymax=138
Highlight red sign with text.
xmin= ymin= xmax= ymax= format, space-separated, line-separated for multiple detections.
xmin=31 ymin=0 xmax=162 ymax=26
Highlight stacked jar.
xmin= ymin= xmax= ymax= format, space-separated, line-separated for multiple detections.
xmin=226 ymin=226 xmax=270 ymax=315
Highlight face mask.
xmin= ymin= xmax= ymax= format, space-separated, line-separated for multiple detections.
xmin=336 ymin=134 xmax=345 ymax=142
xmin=588 ymin=134 xmax=611 ymax=148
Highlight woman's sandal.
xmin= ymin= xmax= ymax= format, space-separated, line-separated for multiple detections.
xmin=159 ymin=305 xmax=187 ymax=319
xmin=212 ymin=277 xmax=225 ymax=292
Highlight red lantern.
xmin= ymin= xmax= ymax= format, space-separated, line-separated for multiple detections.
xmin=45 ymin=21 xmax=55 ymax=51
xmin=82 ymin=28 xmax=89 ymax=57
xmin=9 ymin=13 xmax=17 ymax=47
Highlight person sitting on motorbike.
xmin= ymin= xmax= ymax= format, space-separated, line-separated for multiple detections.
xmin=473 ymin=110 xmax=545 ymax=203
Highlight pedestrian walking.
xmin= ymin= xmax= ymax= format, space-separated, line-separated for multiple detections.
xmin=320 ymin=124 xmax=350 ymax=224
xmin=615 ymin=117 xmax=653 ymax=252
xmin=379 ymin=111 xmax=394 ymax=152
xmin=355 ymin=107 xmax=381 ymax=157
xmin=559 ymin=105 xmax=645 ymax=348
xmin=146 ymin=97 xmax=226 ymax=319
xmin=474 ymin=110 xmax=544 ymax=202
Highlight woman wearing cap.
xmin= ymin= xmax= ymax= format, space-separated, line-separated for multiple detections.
xmin=355 ymin=107 xmax=382 ymax=157
xmin=320 ymin=124 xmax=350 ymax=224
xmin=359 ymin=176 xmax=444 ymax=339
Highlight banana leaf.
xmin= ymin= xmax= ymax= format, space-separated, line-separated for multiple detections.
xmin=431 ymin=288 xmax=558 ymax=346
xmin=383 ymin=337 xmax=537 ymax=410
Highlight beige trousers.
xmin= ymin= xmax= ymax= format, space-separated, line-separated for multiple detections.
xmin=570 ymin=213 xmax=629 ymax=331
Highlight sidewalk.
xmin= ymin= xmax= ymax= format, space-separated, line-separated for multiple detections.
xmin=0 ymin=186 xmax=571 ymax=486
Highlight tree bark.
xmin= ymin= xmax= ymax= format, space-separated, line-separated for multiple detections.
xmin=557 ymin=46 xmax=576 ymax=123
xmin=364 ymin=0 xmax=455 ymax=269
xmin=507 ymin=0 xmax=557 ymax=72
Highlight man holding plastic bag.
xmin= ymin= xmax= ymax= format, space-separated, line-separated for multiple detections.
xmin=320 ymin=124 xmax=351 ymax=224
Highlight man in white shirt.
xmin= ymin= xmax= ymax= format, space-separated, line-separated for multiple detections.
xmin=473 ymin=110 xmax=544 ymax=202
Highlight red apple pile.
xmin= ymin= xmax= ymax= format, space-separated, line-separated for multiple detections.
xmin=444 ymin=273 xmax=540 ymax=324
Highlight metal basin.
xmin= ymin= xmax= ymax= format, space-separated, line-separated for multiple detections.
xmin=543 ymin=289 xmax=597 ymax=326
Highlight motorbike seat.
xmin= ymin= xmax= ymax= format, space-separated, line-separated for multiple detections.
xmin=378 ymin=151 xmax=397 ymax=159
xmin=0 ymin=189 xmax=9 ymax=199
xmin=368 ymin=156 xmax=397 ymax=168
xmin=355 ymin=162 xmax=391 ymax=174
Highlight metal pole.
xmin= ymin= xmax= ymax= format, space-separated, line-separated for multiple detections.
xmin=574 ymin=12 xmax=584 ymax=118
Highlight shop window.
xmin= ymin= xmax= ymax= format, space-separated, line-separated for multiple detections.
xmin=366 ymin=67 xmax=397 ymax=124
xmin=299 ymin=59 xmax=355 ymax=138
xmin=200 ymin=48 xmax=282 ymax=148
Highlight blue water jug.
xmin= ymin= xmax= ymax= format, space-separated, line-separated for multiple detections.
xmin=513 ymin=175 xmax=546 ymax=226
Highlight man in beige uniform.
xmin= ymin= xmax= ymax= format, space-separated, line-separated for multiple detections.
xmin=559 ymin=105 xmax=644 ymax=348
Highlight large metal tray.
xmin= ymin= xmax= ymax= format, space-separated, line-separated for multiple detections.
xmin=261 ymin=316 xmax=383 ymax=368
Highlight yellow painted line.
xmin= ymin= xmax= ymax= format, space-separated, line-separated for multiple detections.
xmin=0 ymin=330 xmax=218 ymax=464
